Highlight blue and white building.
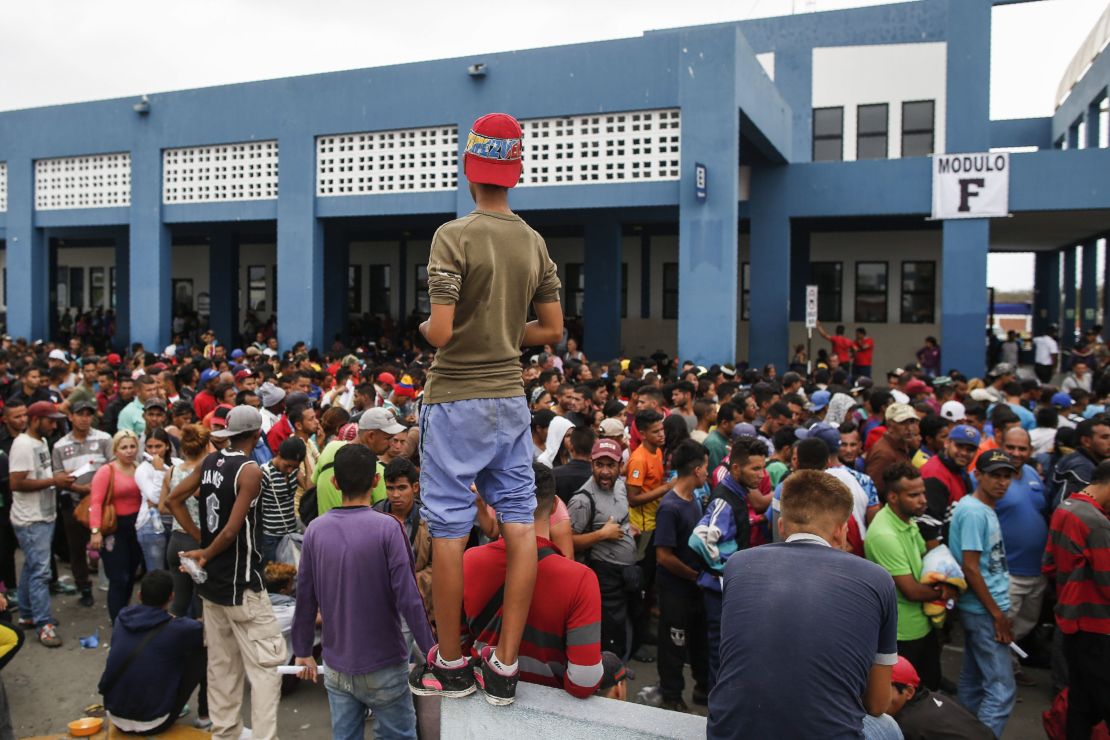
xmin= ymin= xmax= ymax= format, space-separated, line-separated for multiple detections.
xmin=1 ymin=0 xmax=1108 ymax=376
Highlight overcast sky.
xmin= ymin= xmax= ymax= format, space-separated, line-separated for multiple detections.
xmin=3 ymin=0 xmax=1106 ymax=289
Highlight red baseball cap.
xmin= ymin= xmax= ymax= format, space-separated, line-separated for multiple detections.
xmin=27 ymin=401 xmax=65 ymax=419
xmin=106 ymin=353 xmax=122 ymax=367
xmin=891 ymin=656 xmax=920 ymax=688
xmin=904 ymin=379 xmax=929 ymax=395
xmin=464 ymin=113 xmax=523 ymax=188
xmin=591 ymin=439 xmax=622 ymax=462
xmin=377 ymin=372 xmax=396 ymax=386
xmin=234 ymin=369 xmax=252 ymax=382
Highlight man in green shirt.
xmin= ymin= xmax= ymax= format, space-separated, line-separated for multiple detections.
xmin=704 ymin=402 xmax=740 ymax=472
xmin=315 ymin=407 xmax=401 ymax=515
xmin=864 ymin=462 xmax=955 ymax=691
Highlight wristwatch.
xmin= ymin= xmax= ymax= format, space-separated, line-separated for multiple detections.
xmin=90 ymin=528 xmax=100 ymax=534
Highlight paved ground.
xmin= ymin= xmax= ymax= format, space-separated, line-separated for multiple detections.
xmin=6 ymin=581 xmax=1053 ymax=739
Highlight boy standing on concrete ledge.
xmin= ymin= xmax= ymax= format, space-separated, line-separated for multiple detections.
xmin=408 ymin=112 xmax=564 ymax=706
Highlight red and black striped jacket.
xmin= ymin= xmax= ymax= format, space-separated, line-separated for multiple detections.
xmin=462 ymin=537 xmax=603 ymax=698
xmin=1043 ymin=492 xmax=1110 ymax=635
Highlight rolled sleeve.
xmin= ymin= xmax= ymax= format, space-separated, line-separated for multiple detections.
xmin=427 ymin=228 xmax=465 ymax=306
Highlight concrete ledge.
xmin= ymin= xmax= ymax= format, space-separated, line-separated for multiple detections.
xmin=441 ymin=682 xmax=706 ymax=739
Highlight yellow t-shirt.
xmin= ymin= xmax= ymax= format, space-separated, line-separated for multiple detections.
xmin=423 ymin=210 xmax=561 ymax=404
xmin=627 ymin=445 xmax=665 ymax=532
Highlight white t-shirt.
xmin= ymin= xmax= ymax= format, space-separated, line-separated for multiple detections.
xmin=1033 ymin=335 xmax=1058 ymax=365
xmin=8 ymin=434 xmax=57 ymax=526
xmin=825 ymin=466 xmax=871 ymax=537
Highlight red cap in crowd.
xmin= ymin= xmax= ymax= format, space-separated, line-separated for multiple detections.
xmin=27 ymin=401 xmax=65 ymax=419
xmin=464 ymin=113 xmax=523 ymax=188
xmin=106 ymin=353 xmax=122 ymax=367
xmin=591 ymin=439 xmax=622 ymax=462
xmin=891 ymin=657 xmax=920 ymax=688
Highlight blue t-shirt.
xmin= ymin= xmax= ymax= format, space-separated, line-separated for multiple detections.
xmin=654 ymin=490 xmax=703 ymax=590
xmin=992 ymin=465 xmax=1048 ymax=577
xmin=948 ymin=495 xmax=1010 ymax=614
xmin=708 ymin=540 xmax=898 ymax=740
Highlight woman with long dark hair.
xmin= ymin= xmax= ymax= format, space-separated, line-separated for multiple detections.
xmin=135 ymin=428 xmax=180 ymax=571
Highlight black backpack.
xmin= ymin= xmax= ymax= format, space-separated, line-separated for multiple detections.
xmin=298 ymin=487 xmax=318 ymax=527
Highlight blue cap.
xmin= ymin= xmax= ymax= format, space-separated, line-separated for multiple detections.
xmin=949 ymin=424 xmax=981 ymax=447
xmin=1051 ymin=392 xmax=1073 ymax=408
xmin=732 ymin=422 xmax=758 ymax=439
xmin=806 ymin=390 xmax=831 ymax=412
xmin=795 ymin=422 xmax=841 ymax=454
xmin=199 ymin=368 xmax=220 ymax=388
xmin=230 ymin=348 xmax=245 ymax=360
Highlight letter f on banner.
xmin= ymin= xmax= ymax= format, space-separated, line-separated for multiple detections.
xmin=958 ymin=178 xmax=985 ymax=213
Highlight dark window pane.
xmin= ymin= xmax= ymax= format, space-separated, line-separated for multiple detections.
xmin=564 ymin=263 xmax=584 ymax=318
xmin=902 ymin=132 xmax=933 ymax=157
xmin=813 ymin=108 xmax=843 ymax=137
xmin=69 ymin=267 xmax=84 ymax=309
xmin=858 ymin=135 xmax=888 ymax=160
xmin=663 ymin=263 xmax=679 ymax=320
xmin=369 ymin=265 xmax=392 ymax=316
xmin=813 ymin=139 xmax=843 ymax=162
xmin=348 ymin=265 xmax=362 ymax=314
xmin=416 ymin=265 xmax=430 ymax=315
xmin=856 ymin=294 xmax=888 ymax=323
xmin=248 ymin=265 xmax=267 ymax=311
xmin=903 ymin=101 xmax=934 ymax=131
xmin=902 ymin=261 xmax=935 ymax=292
xmin=901 ymin=293 xmax=935 ymax=324
xmin=857 ymin=104 xmax=888 ymax=135
xmin=621 ymin=263 xmax=628 ymax=320
xmin=856 ymin=263 xmax=887 ymax=293
xmin=811 ymin=262 xmax=843 ymax=323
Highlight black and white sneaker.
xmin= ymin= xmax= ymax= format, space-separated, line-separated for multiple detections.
xmin=408 ymin=645 xmax=476 ymax=698
xmin=473 ymin=645 xmax=519 ymax=706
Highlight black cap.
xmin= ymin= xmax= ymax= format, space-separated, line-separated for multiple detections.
xmin=70 ymin=400 xmax=97 ymax=414
xmin=597 ymin=651 xmax=633 ymax=691
xmin=143 ymin=397 xmax=167 ymax=411
xmin=976 ymin=449 xmax=1018 ymax=475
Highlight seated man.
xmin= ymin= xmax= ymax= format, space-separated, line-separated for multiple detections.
xmin=463 ymin=462 xmax=603 ymax=699
xmin=98 ymin=570 xmax=205 ymax=736
xmin=887 ymin=656 xmax=994 ymax=739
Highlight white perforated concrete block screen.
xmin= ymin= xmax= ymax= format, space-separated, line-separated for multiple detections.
xmin=163 ymin=141 xmax=278 ymax=204
xmin=0 ymin=162 xmax=6 ymax=212
xmin=520 ymin=109 xmax=680 ymax=187
xmin=34 ymin=153 xmax=131 ymax=210
xmin=316 ymin=126 xmax=458 ymax=195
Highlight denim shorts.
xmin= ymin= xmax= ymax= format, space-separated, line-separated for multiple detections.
xmin=419 ymin=396 xmax=536 ymax=539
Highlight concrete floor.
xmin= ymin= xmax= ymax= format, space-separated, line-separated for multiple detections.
xmin=6 ymin=582 xmax=1053 ymax=739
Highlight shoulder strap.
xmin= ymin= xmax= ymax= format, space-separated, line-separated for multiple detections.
xmin=467 ymin=547 xmax=558 ymax=636
xmin=104 ymin=464 xmax=117 ymax=506
xmin=101 ymin=620 xmax=171 ymax=696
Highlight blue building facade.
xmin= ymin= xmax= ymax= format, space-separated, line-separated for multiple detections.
xmin=1 ymin=0 xmax=1108 ymax=377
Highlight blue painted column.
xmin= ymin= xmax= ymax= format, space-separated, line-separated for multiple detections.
xmin=582 ymin=219 xmax=622 ymax=360
xmin=1063 ymin=246 xmax=1078 ymax=346
xmin=748 ymin=166 xmax=790 ymax=369
xmin=1080 ymin=242 xmax=1098 ymax=332
xmin=129 ymin=139 xmax=171 ymax=351
xmin=208 ymin=232 xmax=239 ymax=347
xmin=677 ymin=27 xmax=741 ymax=366
xmin=277 ymin=134 xmax=324 ymax=351
xmin=1032 ymin=250 xmax=1060 ymax=336
xmin=940 ymin=0 xmax=992 ymax=378
xmin=5 ymin=158 xmax=49 ymax=340
xmin=322 ymin=225 xmax=349 ymax=347
xmin=113 ymin=231 xmax=130 ymax=349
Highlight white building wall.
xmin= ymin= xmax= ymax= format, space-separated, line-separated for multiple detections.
xmin=812 ymin=43 xmax=947 ymax=160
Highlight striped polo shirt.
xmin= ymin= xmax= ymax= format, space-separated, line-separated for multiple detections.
xmin=259 ymin=460 xmax=298 ymax=536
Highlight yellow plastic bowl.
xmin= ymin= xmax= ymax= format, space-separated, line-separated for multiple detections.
xmin=68 ymin=716 xmax=103 ymax=737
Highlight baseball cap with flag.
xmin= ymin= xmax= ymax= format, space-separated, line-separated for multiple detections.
xmin=464 ymin=113 xmax=524 ymax=188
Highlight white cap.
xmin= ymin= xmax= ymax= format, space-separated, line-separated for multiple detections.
xmin=48 ymin=349 xmax=68 ymax=362
xmin=940 ymin=400 xmax=966 ymax=422
xmin=890 ymin=390 xmax=910 ymax=405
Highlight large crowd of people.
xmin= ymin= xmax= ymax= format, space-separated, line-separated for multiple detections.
xmin=0 ymin=113 xmax=1106 ymax=740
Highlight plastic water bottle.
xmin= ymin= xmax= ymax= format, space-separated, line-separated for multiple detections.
xmin=179 ymin=555 xmax=208 ymax=584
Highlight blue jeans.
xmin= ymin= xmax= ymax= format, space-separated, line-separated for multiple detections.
xmin=958 ymin=610 xmax=1016 ymax=737
xmin=135 ymin=515 xmax=168 ymax=571
xmin=13 ymin=521 xmax=55 ymax=628
xmin=325 ymin=662 xmax=416 ymax=740
xmin=862 ymin=713 xmax=903 ymax=740
xmin=259 ymin=532 xmax=284 ymax=565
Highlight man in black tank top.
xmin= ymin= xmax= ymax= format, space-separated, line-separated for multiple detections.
xmin=178 ymin=406 xmax=284 ymax=740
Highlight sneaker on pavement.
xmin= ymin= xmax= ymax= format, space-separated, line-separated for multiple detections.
xmin=38 ymin=624 xmax=62 ymax=648
xmin=473 ymin=645 xmax=519 ymax=706
xmin=691 ymin=685 xmax=709 ymax=706
xmin=660 ymin=697 xmax=690 ymax=713
xmin=17 ymin=619 xmax=33 ymax=631
xmin=78 ymin=588 xmax=94 ymax=608
xmin=408 ymin=645 xmax=476 ymax=698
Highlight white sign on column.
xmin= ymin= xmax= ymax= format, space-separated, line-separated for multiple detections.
xmin=931 ymin=152 xmax=1010 ymax=220
xmin=805 ymin=285 xmax=819 ymax=329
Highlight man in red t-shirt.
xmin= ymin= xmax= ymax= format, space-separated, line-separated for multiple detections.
xmin=817 ymin=323 xmax=855 ymax=369
xmin=853 ymin=327 xmax=875 ymax=378
xmin=462 ymin=463 xmax=602 ymax=699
